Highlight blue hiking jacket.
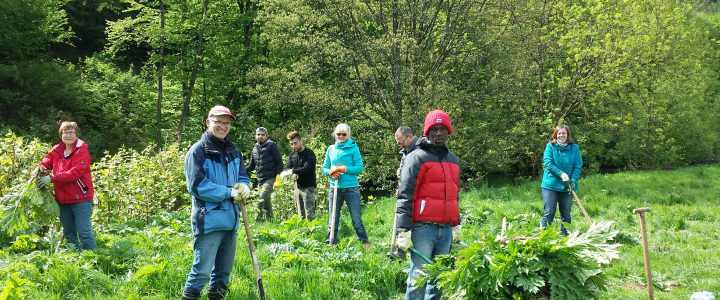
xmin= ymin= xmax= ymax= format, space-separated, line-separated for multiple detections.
xmin=185 ymin=132 xmax=250 ymax=236
xmin=541 ymin=142 xmax=583 ymax=192
xmin=322 ymin=138 xmax=363 ymax=188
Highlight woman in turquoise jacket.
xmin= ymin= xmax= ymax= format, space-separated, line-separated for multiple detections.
xmin=322 ymin=123 xmax=370 ymax=248
xmin=540 ymin=124 xmax=583 ymax=236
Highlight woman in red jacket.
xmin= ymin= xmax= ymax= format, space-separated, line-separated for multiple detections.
xmin=37 ymin=121 xmax=97 ymax=251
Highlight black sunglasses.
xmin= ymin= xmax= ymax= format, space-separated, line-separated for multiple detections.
xmin=335 ymin=133 xmax=347 ymax=136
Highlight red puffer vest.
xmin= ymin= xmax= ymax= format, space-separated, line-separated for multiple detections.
xmin=412 ymin=161 xmax=460 ymax=225
xmin=40 ymin=139 xmax=94 ymax=204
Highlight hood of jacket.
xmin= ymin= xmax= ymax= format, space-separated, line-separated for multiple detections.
xmin=335 ymin=137 xmax=358 ymax=150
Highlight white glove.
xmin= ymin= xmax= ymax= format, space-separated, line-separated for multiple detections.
xmin=280 ymin=169 xmax=293 ymax=178
xmin=452 ymin=225 xmax=462 ymax=242
xmin=560 ymin=172 xmax=570 ymax=183
xmin=232 ymin=183 xmax=251 ymax=201
xmin=395 ymin=231 xmax=413 ymax=251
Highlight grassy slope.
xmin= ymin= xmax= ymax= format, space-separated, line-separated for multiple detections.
xmin=3 ymin=165 xmax=719 ymax=299
xmin=459 ymin=165 xmax=720 ymax=299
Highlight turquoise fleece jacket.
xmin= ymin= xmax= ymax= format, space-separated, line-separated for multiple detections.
xmin=541 ymin=142 xmax=583 ymax=192
xmin=322 ymin=138 xmax=363 ymax=188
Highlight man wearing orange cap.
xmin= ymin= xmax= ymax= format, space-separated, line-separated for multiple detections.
xmin=394 ymin=110 xmax=462 ymax=300
xmin=182 ymin=105 xmax=251 ymax=300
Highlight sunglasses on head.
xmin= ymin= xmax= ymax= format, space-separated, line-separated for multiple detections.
xmin=335 ymin=132 xmax=347 ymax=136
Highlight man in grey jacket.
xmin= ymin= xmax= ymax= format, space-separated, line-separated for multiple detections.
xmin=246 ymin=127 xmax=283 ymax=221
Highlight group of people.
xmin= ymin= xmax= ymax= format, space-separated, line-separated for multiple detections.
xmin=36 ymin=105 xmax=582 ymax=300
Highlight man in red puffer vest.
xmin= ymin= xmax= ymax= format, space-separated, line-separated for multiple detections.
xmin=394 ymin=109 xmax=461 ymax=300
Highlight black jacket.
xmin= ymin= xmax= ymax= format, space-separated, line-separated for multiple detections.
xmin=286 ymin=147 xmax=317 ymax=189
xmin=246 ymin=140 xmax=283 ymax=181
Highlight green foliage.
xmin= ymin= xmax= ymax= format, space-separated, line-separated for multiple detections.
xmin=0 ymin=165 xmax=718 ymax=298
xmin=421 ymin=221 xmax=620 ymax=299
xmin=0 ymin=132 xmax=59 ymax=241
xmin=92 ymin=144 xmax=189 ymax=225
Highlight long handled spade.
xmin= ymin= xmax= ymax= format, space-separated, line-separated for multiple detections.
xmin=238 ymin=195 xmax=265 ymax=300
xmin=567 ymin=183 xmax=591 ymax=222
xmin=387 ymin=212 xmax=406 ymax=260
xmin=633 ymin=207 xmax=654 ymax=300
xmin=328 ymin=180 xmax=339 ymax=245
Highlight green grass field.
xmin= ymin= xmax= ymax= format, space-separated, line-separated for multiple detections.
xmin=1 ymin=165 xmax=718 ymax=299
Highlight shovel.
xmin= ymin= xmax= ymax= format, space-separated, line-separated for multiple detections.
xmin=387 ymin=212 xmax=406 ymax=260
xmin=328 ymin=180 xmax=339 ymax=245
xmin=238 ymin=194 xmax=265 ymax=300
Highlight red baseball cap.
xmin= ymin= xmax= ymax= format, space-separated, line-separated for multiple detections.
xmin=207 ymin=105 xmax=235 ymax=119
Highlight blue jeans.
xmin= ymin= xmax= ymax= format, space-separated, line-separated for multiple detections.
xmin=541 ymin=188 xmax=572 ymax=236
xmin=59 ymin=200 xmax=96 ymax=251
xmin=326 ymin=187 xmax=369 ymax=244
xmin=183 ymin=230 xmax=238 ymax=296
xmin=406 ymin=222 xmax=452 ymax=300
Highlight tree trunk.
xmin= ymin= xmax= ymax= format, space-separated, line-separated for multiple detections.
xmin=156 ymin=0 xmax=165 ymax=151
xmin=177 ymin=0 xmax=210 ymax=148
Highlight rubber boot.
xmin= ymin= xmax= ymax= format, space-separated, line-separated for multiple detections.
xmin=207 ymin=286 xmax=229 ymax=300
xmin=181 ymin=289 xmax=199 ymax=300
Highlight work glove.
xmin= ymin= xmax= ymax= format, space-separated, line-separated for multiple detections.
xmin=273 ymin=175 xmax=282 ymax=189
xmin=280 ymin=169 xmax=293 ymax=178
xmin=331 ymin=172 xmax=341 ymax=179
xmin=560 ymin=172 xmax=570 ymax=183
xmin=36 ymin=175 xmax=51 ymax=188
xmin=395 ymin=231 xmax=413 ymax=252
xmin=232 ymin=183 xmax=251 ymax=202
xmin=452 ymin=225 xmax=462 ymax=242
xmin=396 ymin=167 xmax=401 ymax=179
xmin=329 ymin=165 xmax=346 ymax=176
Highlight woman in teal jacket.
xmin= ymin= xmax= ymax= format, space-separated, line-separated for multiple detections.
xmin=540 ymin=124 xmax=583 ymax=236
xmin=322 ymin=123 xmax=370 ymax=248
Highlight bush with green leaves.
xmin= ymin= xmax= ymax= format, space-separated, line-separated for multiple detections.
xmin=424 ymin=221 xmax=621 ymax=300
xmin=92 ymin=145 xmax=189 ymax=225
xmin=0 ymin=131 xmax=59 ymax=242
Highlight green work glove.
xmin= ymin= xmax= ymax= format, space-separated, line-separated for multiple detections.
xmin=36 ymin=175 xmax=51 ymax=187
xmin=396 ymin=231 xmax=413 ymax=252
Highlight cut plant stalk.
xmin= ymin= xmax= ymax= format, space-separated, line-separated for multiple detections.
xmin=238 ymin=196 xmax=265 ymax=300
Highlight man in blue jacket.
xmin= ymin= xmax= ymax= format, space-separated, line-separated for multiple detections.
xmin=182 ymin=105 xmax=251 ymax=300
xmin=246 ymin=127 xmax=283 ymax=221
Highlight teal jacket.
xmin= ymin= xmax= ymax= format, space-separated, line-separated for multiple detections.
xmin=541 ymin=142 xmax=583 ymax=192
xmin=322 ymin=138 xmax=363 ymax=188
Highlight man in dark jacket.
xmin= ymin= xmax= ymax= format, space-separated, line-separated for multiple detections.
xmin=280 ymin=131 xmax=317 ymax=220
xmin=246 ymin=127 xmax=283 ymax=221
xmin=388 ymin=126 xmax=420 ymax=260
xmin=394 ymin=110 xmax=462 ymax=300
xmin=182 ymin=105 xmax=251 ymax=300
xmin=394 ymin=126 xmax=419 ymax=179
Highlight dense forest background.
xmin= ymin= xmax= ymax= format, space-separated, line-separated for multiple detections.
xmin=2 ymin=0 xmax=719 ymax=191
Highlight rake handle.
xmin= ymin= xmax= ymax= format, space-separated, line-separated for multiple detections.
xmin=567 ymin=184 xmax=591 ymax=222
